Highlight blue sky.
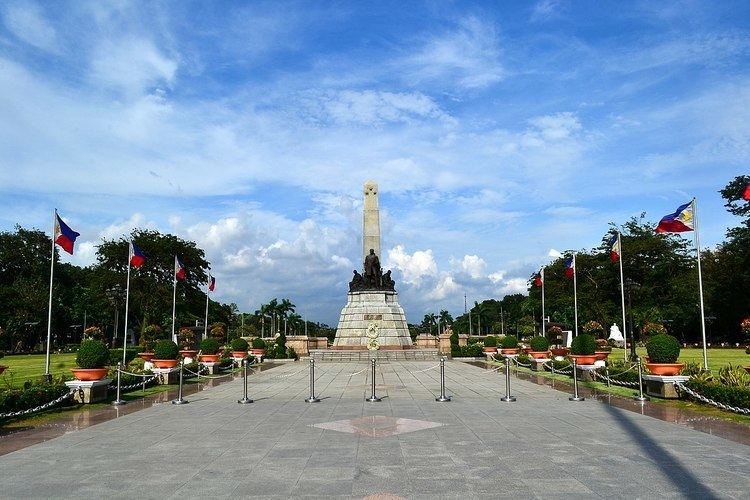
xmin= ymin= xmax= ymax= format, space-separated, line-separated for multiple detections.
xmin=1 ymin=1 xmax=748 ymax=325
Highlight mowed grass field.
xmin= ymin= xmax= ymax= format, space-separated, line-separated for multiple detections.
xmin=610 ymin=347 xmax=749 ymax=374
xmin=0 ymin=353 xmax=77 ymax=388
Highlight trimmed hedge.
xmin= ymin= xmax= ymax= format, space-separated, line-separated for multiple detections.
xmin=570 ymin=334 xmax=596 ymax=355
xmin=76 ymin=340 xmax=110 ymax=368
xmin=0 ymin=381 xmax=70 ymax=415
xmin=500 ymin=335 xmax=518 ymax=349
xmin=251 ymin=337 xmax=267 ymax=349
xmin=484 ymin=336 xmax=497 ymax=347
xmin=684 ymin=379 xmax=750 ymax=410
xmin=200 ymin=337 xmax=219 ymax=354
xmin=231 ymin=338 xmax=249 ymax=352
xmin=153 ymin=340 xmax=179 ymax=360
xmin=646 ymin=334 xmax=680 ymax=363
xmin=529 ymin=336 xmax=550 ymax=352
xmin=451 ymin=344 xmax=484 ymax=358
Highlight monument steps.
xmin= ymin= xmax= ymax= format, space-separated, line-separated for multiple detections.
xmin=309 ymin=349 xmax=440 ymax=362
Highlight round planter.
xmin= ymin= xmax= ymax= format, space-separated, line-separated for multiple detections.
xmin=483 ymin=346 xmax=497 ymax=353
xmin=550 ymin=347 xmax=570 ymax=357
xmin=594 ymin=351 xmax=611 ymax=361
xmin=138 ymin=352 xmax=155 ymax=361
xmin=529 ymin=351 xmax=550 ymax=359
xmin=645 ymin=362 xmax=684 ymax=376
xmin=70 ymin=368 xmax=109 ymax=381
xmin=522 ymin=347 xmax=532 ymax=354
xmin=568 ymin=354 xmax=597 ymax=365
xmin=500 ymin=348 xmax=520 ymax=355
xmin=249 ymin=348 xmax=266 ymax=356
xmin=179 ymin=350 xmax=198 ymax=358
xmin=232 ymin=351 xmax=247 ymax=359
xmin=199 ymin=354 xmax=220 ymax=363
xmin=152 ymin=359 xmax=179 ymax=369
xmin=0 ymin=365 xmax=7 ymax=375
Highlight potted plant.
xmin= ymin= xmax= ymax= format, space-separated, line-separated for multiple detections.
xmin=569 ymin=334 xmax=597 ymax=365
xmin=138 ymin=324 xmax=162 ymax=361
xmin=199 ymin=337 xmax=221 ymax=362
xmin=499 ymin=335 xmax=519 ymax=355
xmin=210 ymin=322 xmax=227 ymax=345
xmin=178 ymin=327 xmax=198 ymax=358
xmin=71 ymin=340 xmax=111 ymax=381
xmin=231 ymin=338 xmax=249 ymax=359
xmin=0 ymin=351 xmax=7 ymax=374
xmin=250 ymin=337 xmax=267 ymax=357
xmin=483 ymin=336 xmax=497 ymax=353
xmin=528 ymin=336 xmax=550 ymax=359
xmin=645 ymin=333 xmax=684 ymax=375
xmin=547 ymin=326 xmax=569 ymax=356
xmin=82 ymin=326 xmax=105 ymax=341
xmin=152 ymin=340 xmax=180 ymax=368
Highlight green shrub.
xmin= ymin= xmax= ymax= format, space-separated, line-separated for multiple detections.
xmin=231 ymin=338 xmax=249 ymax=352
xmin=178 ymin=328 xmax=197 ymax=350
xmin=251 ymin=337 xmax=267 ymax=349
xmin=682 ymin=361 xmax=703 ymax=377
xmin=463 ymin=343 xmax=484 ymax=357
xmin=718 ymin=365 xmax=750 ymax=388
xmin=570 ymin=334 xmax=596 ymax=355
xmin=76 ymin=340 xmax=110 ymax=368
xmin=0 ymin=379 xmax=70 ymax=415
xmin=109 ymin=348 xmax=138 ymax=366
xmin=517 ymin=353 xmax=532 ymax=365
xmin=684 ymin=379 xmax=750 ymax=410
xmin=287 ymin=347 xmax=299 ymax=360
xmin=484 ymin=336 xmax=497 ymax=347
xmin=200 ymin=337 xmax=219 ymax=354
xmin=645 ymin=334 xmax=680 ymax=363
xmin=153 ymin=340 xmax=179 ymax=360
xmin=529 ymin=336 xmax=549 ymax=351
xmin=500 ymin=335 xmax=518 ymax=349
xmin=450 ymin=330 xmax=459 ymax=347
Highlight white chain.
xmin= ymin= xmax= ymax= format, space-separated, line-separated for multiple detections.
xmin=408 ymin=364 xmax=441 ymax=374
xmin=591 ymin=369 xmax=641 ymax=388
xmin=674 ymin=382 xmax=750 ymax=415
xmin=542 ymin=361 xmax=573 ymax=374
xmin=347 ymin=367 xmax=370 ymax=377
xmin=0 ymin=389 xmax=76 ymax=419
xmin=110 ymin=374 xmax=158 ymax=391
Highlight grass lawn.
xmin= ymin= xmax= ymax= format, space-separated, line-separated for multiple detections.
xmin=0 ymin=353 xmax=77 ymax=388
xmin=609 ymin=347 xmax=749 ymax=374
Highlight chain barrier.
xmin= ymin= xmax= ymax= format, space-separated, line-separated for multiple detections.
xmin=347 ymin=367 xmax=370 ymax=377
xmin=674 ymin=382 xmax=750 ymax=415
xmin=541 ymin=361 xmax=573 ymax=374
xmin=590 ymin=369 xmax=641 ymax=388
xmin=110 ymin=374 xmax=158 ymax=392
xmin=408 ymin=364 xmax=441 ymax=374
xmin=183 ymin=365 xmax=243 ymax=380
xmin=506 ymin=356 xmax=533 ymax=368
xmin=0 ymin=389 xmax=76 ymax=419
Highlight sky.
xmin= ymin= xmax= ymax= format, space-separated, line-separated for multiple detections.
xmin=1 ymin=0 xmax=749 ymax=325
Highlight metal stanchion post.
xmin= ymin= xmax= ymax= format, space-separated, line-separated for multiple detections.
xmin=569 ymin=358 xmax=584 ymax=401
xmin=238 ymin=358 xmax=253 ymax=404
xmin=172 ymin=359 xmax=189 ymax=405
xmin=500 ymin=357 xmax=516 ymax=402
xmin=605 ymin=366 xmax=610 ymax=387
xmin=305 ymin=358 xmax=321 ymax=403
xmin=366 ymin=358 xmax=381 ymax=402
xmin=633 ymin=356 xmax=649 ymax=402
xmin=435 ymin=357 xmax=451 ymax=402
xmin=142 ymin=373 xmax=146 ymax=394
xmin=112 ymin=362 xmax=126 ymax=406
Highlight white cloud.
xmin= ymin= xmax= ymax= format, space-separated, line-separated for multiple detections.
xmin=385 ymin=245 xmax=438 ymax=286
xmin=530 ymin=0 xmax=565 ymax=22
xmin=527 ymin=112 xmax=582 ymax=141
xmin=450 ymin=254 xmax=487 ymax=279
xmin=2 ymin=1 xmax=58 ymax=52
xmin=90 ymin=38 xmax=178 ymax=93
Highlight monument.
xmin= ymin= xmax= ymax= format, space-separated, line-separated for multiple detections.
xmin=332 ymin=181 xmax=412 ymax=350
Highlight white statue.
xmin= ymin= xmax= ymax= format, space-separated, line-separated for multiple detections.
xmin=608 ymin=323 xmax=625 ymax=347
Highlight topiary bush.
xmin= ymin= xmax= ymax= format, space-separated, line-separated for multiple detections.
xmin=200 ymin=337 xmax=219 ymax=354
xmin=570 ymin=334 xmax=597 ymax=355
xmin=546 ymin=326 xmax=563 ymax=346
xmin=251 ymin=337 xmax=267 ymax=349
xmin=231 ymin=338 xmax=249 ymax=352
xmin=76 ymin=340 xmax=110 ymax=369
xmin=178 ymin=328 xmax=197 ymax=350
xmin=153 ymin=340 xmax=179 ymax=360
xmin=529 ymin=336 xmax=550 ymax=352
xmin=645 ymin=333 xmax=680 ymax=363
xmin=500 ymin=335 xmax=518 ymax=349
xmin=484 ymin=335 xmax=497 ymax=347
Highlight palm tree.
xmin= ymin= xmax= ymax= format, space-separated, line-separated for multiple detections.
xmin=422 ymin=313 xmax=437 ymax=334
xmin=255 ymin=303 xmax=273 ymax=338
xmin=439 ymin=309 xmax=453 ymax=335
xmin=287 ymin=313 xmax=303 ymax=334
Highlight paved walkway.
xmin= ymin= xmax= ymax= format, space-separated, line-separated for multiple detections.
xmin=0 ymin=361 xmax=747 ymax=499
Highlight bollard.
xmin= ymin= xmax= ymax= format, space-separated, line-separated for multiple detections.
xmin=112 ymin=362 xmax=126 ymax=406
xmin=365 ymin=358 xmax=382 ymax=402
xmin=605 ymin=366 xmax=611 ymax=388
xmin=171 ymin=359 xmax=189 ymax=405
xmin=569 ymin=358 xmax=585 ymax=401
xmin=142 ymin=373 xmax=146 ymax=394
xmin=633 ymin=356 xmax=649 ymax=402
xmin=500 ymin=357 xmax=516 ymax=402
xmin=435 ymin=357 xmax=451 ymax=402
xmin=238 ymin=358 xmax=253 ymax=404
xmin=305 ymin=358 xmax=321 ymax=403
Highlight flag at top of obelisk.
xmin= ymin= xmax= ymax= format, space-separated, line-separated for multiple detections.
xmin=363 ymin=180 xmax=381 ymax=261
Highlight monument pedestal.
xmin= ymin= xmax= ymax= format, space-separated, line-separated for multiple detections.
xmin=333 ymin=291 xmax=412 ymax=350
xmin=643 ymin=375 xmax=690 ymax=399
xmin=200 ymin=362 xmax=222 ymax=375
xmin=65 ymin=379 xmax=112 ymax=404
xmin=153 ymin=367 xmax=180 ymax=385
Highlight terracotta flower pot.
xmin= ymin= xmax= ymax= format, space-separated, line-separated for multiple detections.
xmin=232 ymin=351 xmax=247 ymax=359
xmin=550 ymin=347 xmax=570 ymax=357
xmin=645 ymin=362 xmax=684 ymax=376
xmin=152 ymin=359 xmax=179 ymax=369
xmin=249 ymin=348 xmax=266 ymax=356
xmin=179 ymin=350 xmax=198 ymax=358
xmin=0 ymin=365 xmax=7 ymax=375
xmin=522 ymin=347 xmax=532 ymax=354
xmin=483 ymin=346 xmax=497 ymax=353
xmin=138 ymin=352 xmax=155 ymax=361
xmin=529 ymin=351 xmax=550 ymax=359
xmin=594 ymin=351 xmax=611 ymax=361
xmin=568 ymin=354 xmax=597 ymax=365
xmin=500 ymin=348 xmax=520 ymax=355
xmin=70 ymin=368 xmax=109 ymax=381
xmin=199 ymin=354 xmax=220 ymax=363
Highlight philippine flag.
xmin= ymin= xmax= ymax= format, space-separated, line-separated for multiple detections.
xmin=609 ymin=234 xmax=621 ymax=263
xmin=533 ymin=270 xmax=543 ymax=287
xmin=564 ymin=256 xmax=575 ymax=279
xmin=656 ymin=201 xmax=694 ymax=233
xmin=54 ymin=212 xmax=80 ymax=255
xmin=208 ymin=274 xmax=215 ymax=292
xmin=129 ymin=241 xmax=146 ymax=268
xmin=175 ymin=255 xmax=186 ymax=281
xmin=743 ymin=183 xmax=750 ymax=201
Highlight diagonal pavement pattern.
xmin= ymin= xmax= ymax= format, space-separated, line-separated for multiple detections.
xmin=0 ymin=361 xmax=747 ymax=499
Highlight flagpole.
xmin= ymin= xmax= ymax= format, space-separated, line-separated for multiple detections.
xmin=172 ymin=256 xmax=178 ymax=344
xmin=44 ymin=209 xmax=57 ymax=378
xmin=617 ymin=232 xmax=628 ymax=361
xmin=573 ymin=253 xmax=578 ymax=337
xmin=693 ymin=198 xmax=709 ymax=370
xmin=122 ymin=243 xmax=132 ymax=366
xmin=541 ymin=267 xmax=546 ymax=335
xmin=204 ymin=275 xmax=210 ymax=342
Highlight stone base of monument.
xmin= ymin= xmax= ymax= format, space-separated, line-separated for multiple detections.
xmin=332 ymin=291 xmax=412 ymax=350
xmin=200 ymin=362 xmax=222 ymax=375
xmin=310 ymin=349 xmax=440 ymax=362
xmin=643 ymin=375 xmax=690 ymax=399
xmin=575 ymin=364 xmax=597 ymax=381
xmin=531 ymin=359 xmax=550 ymax=371
xmin=153 ymin=367 xmax=180 ymax=385
xmin=415 ymin=334 xmax=439 ymax=349
xmin=65 ymin=379 xmax=112 ymax=404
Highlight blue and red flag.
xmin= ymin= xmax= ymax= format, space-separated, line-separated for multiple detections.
xmin=175 ymin=255 xmax=186 ymax=281
xmin=54 ymin=212 xmax=80 ymax=255
xmin=208 ymin=274 xmax=215 ymax=292
xmin=564 ymin=256 xmax=575 ymax=279
xmin=129 ymin=241 xmax=146 ymax=268
xmin=656 ymin=201 xmax=694 ymax=233
xmin=533 ymin=269 xmax=543 ymax=287
xmin=608 ymin=234 xmax=621 ymax=263
xmin=743 ymin=183 xmax=750 ymax=201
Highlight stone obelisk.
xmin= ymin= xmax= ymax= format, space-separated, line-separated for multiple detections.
xmin=363 ymin=180 xmax=381 ymax=262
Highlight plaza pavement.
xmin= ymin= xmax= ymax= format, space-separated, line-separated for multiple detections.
xmin=0 ymin=360 xmax=748 ymax=499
